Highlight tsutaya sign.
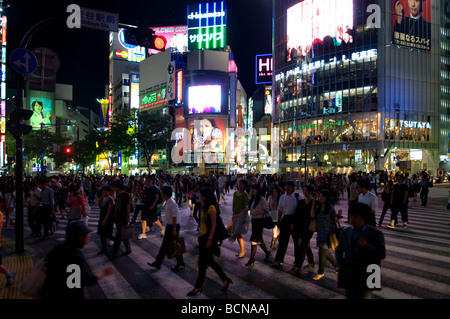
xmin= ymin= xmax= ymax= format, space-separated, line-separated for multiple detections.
xmin=390 ymin=120 xmax=432 ymax=129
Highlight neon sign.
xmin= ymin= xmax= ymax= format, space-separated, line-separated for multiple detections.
xmin=256 ymin=54 xmax=273 ymax=84
xmin=187 ymin=1 xmax=226 ymax=50
xmin=276 ymin=49 xmax=377 ymax=82
xmin=140 ymin=88 xmax=167 ymax=109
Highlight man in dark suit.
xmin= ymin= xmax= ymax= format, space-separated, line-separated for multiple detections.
xmin=335 ymin=202 xmax=386 ymax=299
xmin=393 ymin=0 xmax=431 ymax=48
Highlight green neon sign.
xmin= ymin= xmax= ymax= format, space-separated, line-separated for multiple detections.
xmin=290 ymin=120 xmax=347 ymax=131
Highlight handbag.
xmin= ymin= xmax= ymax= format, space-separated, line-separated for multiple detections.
xmin=174 ymin=237 xmax=187 ymax=256
xmin=67 ymin=205 xmax=82 ymax=220
xmin=168 ymin=237 xmax=186 ymax=259
xmin=309 ymin=218 xmax=317 ymax=232
xmin=121 ymin=224 xmax=135 ymax=240
xmin=330 ymin=232 xmax=339 ymax=250
xmin=213 ymin=215 xmax=229 ymax=242
xmin=263 ymin=212 xmax=275 ymax=229
xmin=21 ymin=258 xmax=47 ymax=298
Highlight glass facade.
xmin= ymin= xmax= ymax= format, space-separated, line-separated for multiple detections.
xmin=273 ymin=0 xmax=444 ymax=176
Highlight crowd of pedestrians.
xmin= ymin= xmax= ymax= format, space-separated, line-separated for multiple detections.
xmin=0 ymin=168 xmax=435 ymax=298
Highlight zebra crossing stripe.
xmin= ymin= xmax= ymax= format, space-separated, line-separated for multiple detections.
xmin=84 ymin=241 xmax=141 ymax=299
xmin=124 ymin=242 xmax=209 ymax=299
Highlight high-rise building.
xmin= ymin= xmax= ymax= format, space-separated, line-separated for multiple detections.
xmin=272 ymin=0 xmax=449 ymax=178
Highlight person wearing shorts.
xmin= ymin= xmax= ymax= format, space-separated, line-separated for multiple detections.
xmin=138 ymin=178 xmax=164 ymax=239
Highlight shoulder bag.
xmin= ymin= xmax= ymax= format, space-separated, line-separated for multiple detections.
xmin=263 ymin=211 xmax=275 ymax=229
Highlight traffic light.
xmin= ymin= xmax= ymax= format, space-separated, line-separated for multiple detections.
xmin=61 ymin=146 xmax=73 ymax=158
xmin=298 ymin=157 xmax=302 ymax=165
xmin=64 ymin=146 xmax=72 ymax=154
xmin=123 ymin=28 xmax=167 ymax=51
xmin=314 ymin=135 xmax=322 ymax=142
xmin=6 ymin=108 xmax=33 ymax=139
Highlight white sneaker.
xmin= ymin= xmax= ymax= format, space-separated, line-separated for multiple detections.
xmin=138 ymin=233 xmax=147 ymax=239
xmin=146 ymin=226 xmax=150 ymax=233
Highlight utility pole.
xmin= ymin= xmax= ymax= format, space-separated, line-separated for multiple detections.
xmin=14 ymin=75 xmax=25 ymax=253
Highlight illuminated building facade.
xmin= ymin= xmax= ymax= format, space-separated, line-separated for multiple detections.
xmin=273 ymin=0 xmax=449 ymax=177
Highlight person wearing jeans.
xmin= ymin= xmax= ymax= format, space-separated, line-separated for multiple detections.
xmin=310 ymin=189 xmax=338 ymax=280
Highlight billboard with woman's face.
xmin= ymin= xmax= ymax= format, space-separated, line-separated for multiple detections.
xmin=189 ymin=118 xmax=224 ymax=151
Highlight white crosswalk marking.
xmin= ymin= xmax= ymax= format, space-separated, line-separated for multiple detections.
xmin=18 ymin=189 xmax=450 ymax=299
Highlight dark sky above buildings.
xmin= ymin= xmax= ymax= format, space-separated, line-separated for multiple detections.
xmin=4 ymin=0 xmax=272 ymax=113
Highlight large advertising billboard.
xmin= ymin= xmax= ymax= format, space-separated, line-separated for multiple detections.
xmin=30 ymin=97 xmax=52 ymax=129
xmin=187 ymin=1 xmax=226 ymax=51
xmin=149 ymin=25 xmax=188 ymax=55
xmin=188 ymin=84 xmax=222 ymax=114
xmin=287 ymin=0 xmax=353 ymax=61
xmin=392 ymin=0 xmax=431 ymax=51
xmin=189 ymin=118 xmax=225 ymax=154
xmin=110 ymin=28 xmax=146 ymax=62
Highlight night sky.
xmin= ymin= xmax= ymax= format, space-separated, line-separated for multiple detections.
xmin=4 ymin=0 xmax=272 ymax=114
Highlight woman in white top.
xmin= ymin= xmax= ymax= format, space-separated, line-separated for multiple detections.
xmin=242 ymin=184 xmax=271 ymax=267
xmin=267 ymin=185 xmax=282 ymax=250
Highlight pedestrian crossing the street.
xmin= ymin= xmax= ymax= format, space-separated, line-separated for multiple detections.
xmin=20 ymin=191 xmax=449 ymax=300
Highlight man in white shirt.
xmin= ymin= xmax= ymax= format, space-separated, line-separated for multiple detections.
xmin=273 ymin=181 xmax=301 ymax=268
xmin=357 ymin=178 xmax=378 ymax=226
xmin=218 ymin=172 xmax=227 ymax=204
xmin=148 ymin=186 xmax=185 ymax=271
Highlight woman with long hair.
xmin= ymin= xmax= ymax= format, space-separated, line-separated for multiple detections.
xmin=231 ymin=179 xmax=250 ymax=258
xmin=267 ymin=185 xmax=281 ymax=250
xmin=243 ymin=184 xmax=271 ymax=267
xmin=187 ymin=187 xmax=231 ymax=296
xmin=310 ymin=189 xmax=338 ymax=280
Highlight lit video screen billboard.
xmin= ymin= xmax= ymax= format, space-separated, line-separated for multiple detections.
xmin=287 ymin=0 xmax=354 ymax=61
xmin=187 ymin=1 xmax=226 ymax=50
xmin=149 ymin=25 xmax=188 ymax=55
xmin=392 ymin=0 xmax=431 ymax=51
xmin=188 ymin=85 xmax=222 ymax=114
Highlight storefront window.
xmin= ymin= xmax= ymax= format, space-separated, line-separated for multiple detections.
xmin=384 ymin=118 xmax=431 ymax=141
